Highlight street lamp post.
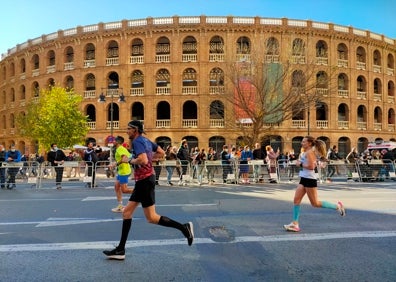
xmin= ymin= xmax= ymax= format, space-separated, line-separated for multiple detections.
xmin=98 ymin=87 xmax=125 ymax=162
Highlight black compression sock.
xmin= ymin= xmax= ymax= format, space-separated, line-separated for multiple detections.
xmin=158 ymin=216 xmax=186 ymax=234
xmin=118 ymin=218 xmax=132 ymax=250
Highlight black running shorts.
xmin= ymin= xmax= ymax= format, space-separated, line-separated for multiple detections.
xmin=129 ymin=174 xmax=156 ymax=207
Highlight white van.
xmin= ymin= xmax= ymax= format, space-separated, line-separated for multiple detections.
xmin=366 ymin=141 xmax=396 ymax=153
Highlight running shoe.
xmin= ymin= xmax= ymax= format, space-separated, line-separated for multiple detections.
xmin=283 ymin=222 xmax=300 ymax=232
xmin=337 ymin=201 xmax=346 ymax=217
xmin=103 ymin=247 xmax=125 ymax=260
xmin=184 ymin=222 xmax=194 ymax=246
xmin=111 ymin=204 xmax=124 ymax=213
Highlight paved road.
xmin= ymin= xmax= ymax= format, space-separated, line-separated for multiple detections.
xmin=0 ymin=180 xmax=395 ymax=281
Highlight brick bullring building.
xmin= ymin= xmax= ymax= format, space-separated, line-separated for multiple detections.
xmin=1 ymin=16 xmax=395 ymax=156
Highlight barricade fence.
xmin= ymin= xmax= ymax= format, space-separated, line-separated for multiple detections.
xmin=154 ymin=158 xmax=396 ymax=185
xmin=2 ymin=158 xmax=394 ymax=188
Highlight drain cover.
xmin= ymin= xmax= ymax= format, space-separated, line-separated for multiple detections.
xmin=207 ymin=226 xmax=235 ymax=242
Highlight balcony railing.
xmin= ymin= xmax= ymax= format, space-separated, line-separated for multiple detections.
xmin=373 ymin=93 xmax=382 ymax=101
xmin=356 ymin=61 xmax=366 ymax=70
xmin=106 ymin=57 xmax=119 ymax=65
xmin=316 ymin=120 xmax=328 ymax=128
xmin=236 ymin=54 xmax=251 ymax=62
xmin=291 ymin=55 xmax=306 ymax=64
xmin=46 ymin=65 xmax=56 ymax=74
xmin=374 ymin=122 xmax=382 ymax=131
xmin=64 ymin=62 xmax=74 ymax=70
xmin=373 ymin=65 xmax=381 ymax=73
xmin=156 ymin=119 xmax=171 ymax=128
xmin=84 ymin=59 xmax=96 ymax=68
xmin=182 ymin=54 xmax=197 ymax=62
xmin=209 ymin=86 xmax=225 ymax=94
xmin=387 ymin=68 xmax=394 ymax=76
xmin=130 ymin=88 xmax=144 ymax=96
xmin=338 ymin=121 xmax=349 ymax=129
xmin=129 ymin=55 xmax=144 ymax=64
xmin=106 ymin=121 xmax=119 ymax=130
xmin=32 ymin=69 xmax=40 ymax=77
xmin=87 ymin=121 xmax=96 ymax=129
xmin=156 ymin=86 xmax=171 ymax=95
xmin=388 ymin=124 xmax=395 ymax=131
xmin=155 ymin=54 xmax=170 ymax=63
xmin=338 ymin=90 xmax=349 ymax=98
xmin=315 ymin=57 xmax=328 ymax=65
xmin=209 ymin=119 xmax=225 ymax=127
xmin=357 ymin=91 xmax=367 ymax=99
xmin=388 ymin=96 xmax=395 ymax=104
xmin=182 ymin=86 xmax=197 ymax=95
xmin=209 ymin=54 xmax=224 ymax=62
xmin=357 ymin=122 xmax=367 ymax=130
xmin=265 ymin=55 xmax=280 ymax=63
xmin=316 ymin=88 xmax=328 ymax=96
xmin=83 ymin=90 xmax=96 ymax=98
xmin=292 ymin=120 xmax=306 ymax=128
xmin=182 ymin=119 xmax=198 ymax=128
xmin=337 ymin=59 xmax=348 ymax=68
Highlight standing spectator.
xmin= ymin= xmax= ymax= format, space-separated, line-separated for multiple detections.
xmin=47 ymin=143 xmax=66 ymax=189
xmin=283 ymin=136 xmax=345 ymax=232
xmin=153 ymin=146 xmax=164 ymax=185
xmin=252 ymin=143 xmax=264 ymax=183
xmin=177 ymin=139 xmax=190 ymax=185
xmin=84 ymin=142 xmax=98 ymax=188
xmin=194 ymin=148 xmax=206 ymax=184
xmin=221 ymin=145 xmax=231 ymax=183
xmin=103 ymin=120 xmax=194 ymax=260
xmin=346 ymin=147 xmax=359 ymax=178
xmin=287 ymin=150 xmax=298 ymax=182
xmin=266 ymin=145 xmax=279 ymax=183
xmin=110 ymin=136 xmax=134 ymax=213
xmin=206 ymin=147 xmax=217 ymax=184
xmin=5 ymin=144 xmax=22 ymax=189
xmin=240 ymin=145 xmax=253 ymax=184
xmin=165 ymin=145 xmax=180 ymax=186
xmin=326 ymin=145 xmax=341 ymax=181
xmin=0 ymin=145 xmax=6 ymax=189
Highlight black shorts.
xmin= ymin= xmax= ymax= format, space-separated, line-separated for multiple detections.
xmin=299 ymin=177 xmax=317 ymax=188
xmin=129 ymin=174 xmax=156 ymax=208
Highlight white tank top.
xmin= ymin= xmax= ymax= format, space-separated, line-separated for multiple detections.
xmin=299 ymin=152 xmax=317 ymax=179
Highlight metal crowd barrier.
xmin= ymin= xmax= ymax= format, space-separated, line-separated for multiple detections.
xmin=0 ymin=161 xmax=40 ymax=188
xmin=33 ymin=161 xmax=94 ymax=189
xmin=5 ymin=158 xmax=394 ymax=189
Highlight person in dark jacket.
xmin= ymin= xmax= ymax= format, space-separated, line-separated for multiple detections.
xmin=177 ymin=139 xmax=190 ymax=185
xmin=5 ymin=144 xmax=22 ymax=189
xmin=47 ymin=143 xmax=66 ymax=189
xmin=0 ymin=144 xmax=6 ymax=189
xmin=84 ymin=141 xmax=98 ymax=188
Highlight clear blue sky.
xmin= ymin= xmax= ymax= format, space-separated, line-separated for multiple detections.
xmin=1 ymin=0 xmax=395 ymax=55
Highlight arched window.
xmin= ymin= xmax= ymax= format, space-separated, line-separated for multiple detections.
xmin=209 ymin=35 xmax=224 ymax=62
xmin=131 ymin=102 xmax=144 ymax=121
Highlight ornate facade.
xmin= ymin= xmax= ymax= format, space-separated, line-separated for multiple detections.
xmin=1 ymin=16 xmax=395 ymax=156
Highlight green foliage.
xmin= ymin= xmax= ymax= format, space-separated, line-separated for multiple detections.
xmin=16 ymin=86 xmax=89 ymax=151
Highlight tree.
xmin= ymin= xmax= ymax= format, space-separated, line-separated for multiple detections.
xmin=17 ymin=86 xmax=89 ymax=151
xmin=213 ymin=40 xmax=337 ymax=147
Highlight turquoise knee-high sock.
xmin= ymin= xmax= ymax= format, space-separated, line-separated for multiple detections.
xmin=321 ymin=201 xmax=337 ymax=209
xmin=293 ymin=205 xmax=300 ymax=222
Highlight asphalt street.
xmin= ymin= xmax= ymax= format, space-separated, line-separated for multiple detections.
xmin=0 ymin=180 xmax=395 ymax=282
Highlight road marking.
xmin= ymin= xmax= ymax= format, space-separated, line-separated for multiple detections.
xmin=1 ymin=230 xmax=395 ymax=252
xmin=0 ymin=218 xmax=124 ymax=227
